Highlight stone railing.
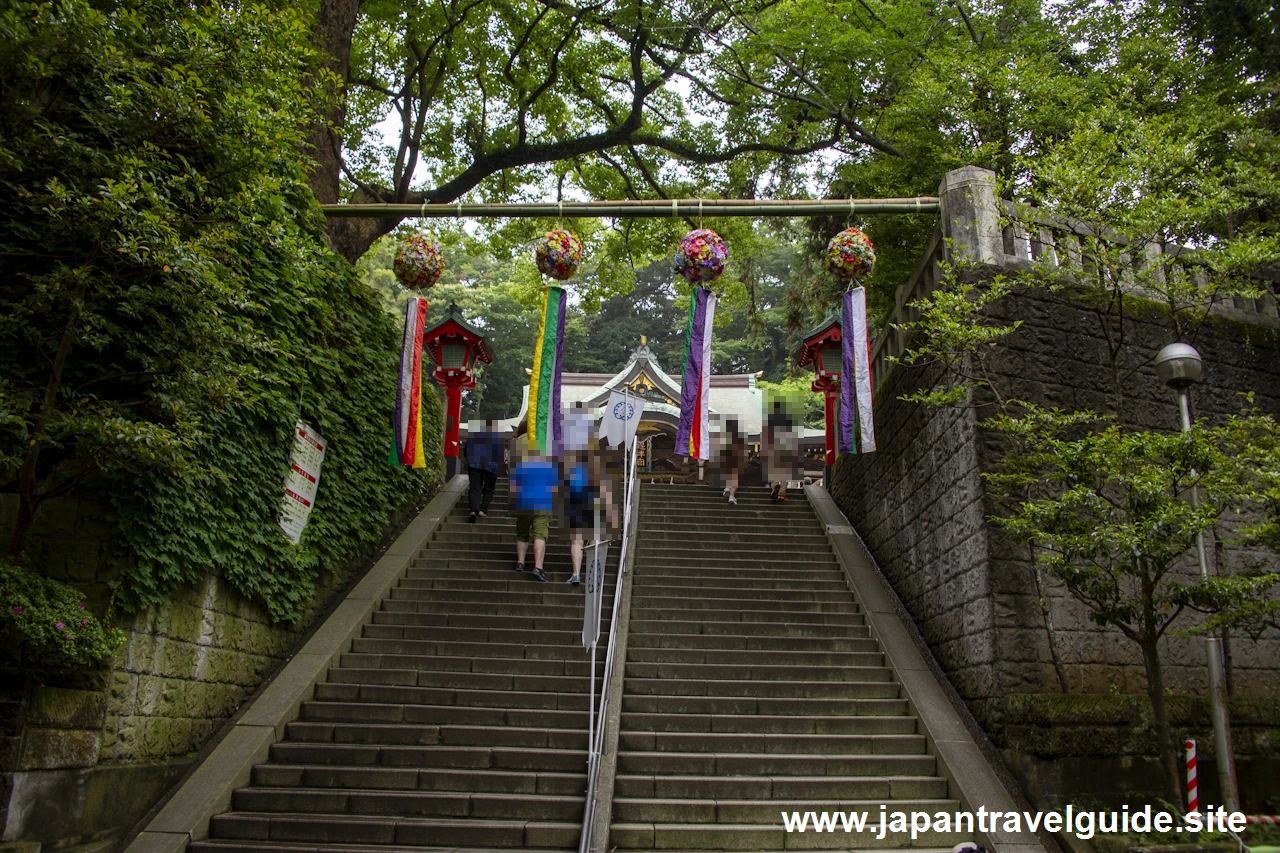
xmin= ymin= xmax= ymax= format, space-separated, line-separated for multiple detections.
xmin=870 ymin=165 xmax=1280 ymax=394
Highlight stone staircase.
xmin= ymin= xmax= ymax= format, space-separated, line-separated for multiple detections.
xmin=189 ymin=479 xmax=613 ymax=853
xmin=609 ymin=484 xmax=970 ymax=852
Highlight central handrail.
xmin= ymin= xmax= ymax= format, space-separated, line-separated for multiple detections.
xmin=578 ymin=434 xmax=639 ymax=853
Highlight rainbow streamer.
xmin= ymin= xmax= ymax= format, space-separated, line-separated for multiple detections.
xmin=839 ymin=286 xmax=876 ymax=454
xmin=675 ymin=287 xmax=717 ymax=460
xmin=527 ymin=285 xmax=567 ymax=455
xmin=390 ymin=297 xmax=428 ymax=468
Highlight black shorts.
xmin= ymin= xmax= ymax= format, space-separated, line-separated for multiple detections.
xmin=567 ymin=501 xmax=593 ymax=531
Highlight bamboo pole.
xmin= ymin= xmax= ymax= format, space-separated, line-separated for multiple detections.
xmin=320 ymin=197 xmax=941 ymax=219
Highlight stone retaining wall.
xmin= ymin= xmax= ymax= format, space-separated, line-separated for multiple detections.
xmin=831 ymin=283 xmax=1280 ymax=766
xmin=0 ymin=489 xmax=431 ymax=852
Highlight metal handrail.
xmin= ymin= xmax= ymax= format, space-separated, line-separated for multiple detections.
xmin=578 ymin=435 xmax=639 ymax=853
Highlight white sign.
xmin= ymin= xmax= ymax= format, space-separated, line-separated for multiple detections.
xmin=598 ymin=390 xmax=644 ymax=448
xmin=279 ymin=421 xmax=325 ymax=545
xmin=582 ymin=538 xmax=609 ymax=649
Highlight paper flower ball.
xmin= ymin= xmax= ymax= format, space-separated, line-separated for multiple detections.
xmin=673 ymin=228 xmax=728 ymax=284
xmin=826 ymin=227 xmax=876 ymax=280
xmin=534 ymin=230 xmax=584 ymax=280
xmin=393 ymin=236 xmax=445 ymax=290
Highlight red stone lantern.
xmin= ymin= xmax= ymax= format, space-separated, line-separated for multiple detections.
xmin=422 ymin=303 xmax=492 ymax=478
xmin=797 ymin=311 xmax=842 ymax=488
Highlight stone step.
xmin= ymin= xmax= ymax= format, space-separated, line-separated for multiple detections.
xmin=612 ymin=796 xmax=961 ymax=824
xmin=609 ymin=819 xmax=968 ymax=849
xmin=628 ymin=607 xmax=860 ymax=626
xmin=633 ymin=554 xmax=838 ymax=571
xmin=637 ymin=501 xmax=813 ymax=515
xmin=617 ymin=731 xmax=925 ymax=756
xmin=370 ymin=610 xmax=596 ymax=633
xmin=620 ymin=695 xmax=909 ymax=718
xmin=411 ymin=556 xmax=617 ymax=573
xmin=193 ymin=840 xmax=573 ymax=853
xmin=401 ymin=566 xmax=617 ymax=585
xmin=387 ymin=587 xmax=614 ymax=607
xmin=231 ymin=787 xmax=586 ymax=821
xmin=612 ymin=774 xmax=947 ymax=800
xmin=627 ymin=617 xmax=866 ymax=637
xmin=618 ymin=713 xmax=915 ymax=735
xmin=629 ymin=575 xmax=849 ymax=592
xmin=624 ymin=662 xmax=893 ymax=684
xmin=615 ymin=752 xmax=936 ymax=777
xmin=209 ymin=812 xmax=580 ymax=848
xmin=626 ymin=647 xmax=884 ymax=668
xmin=634 ymin=559 xmax=842 ymax=575
xmin=266 ymin=742 xmax=587 ymax=773
xmin=396 ymin=576 xmax=617 ymax=593
xmin=641 ymin=507 xmax=817 ymax=522
xmin=639 ymin=529 xmax=830 ymax=546
xmin=326 ymin=668 xmax=602 ymax=694
xmin=378 ymin=599 xmax=603 ymax=619
xmin=637 ymin=541 xmax=832 ymax=557
xmin=253 ymin=763 xmax=585 ymax=795
xmin=627 ymin=633 xmax=877 ymax=652
xmin=312 ymin=683 xmax=594 ymax=712
xmin=338 ymin=652 xmax=604 ymax=678
xmin=284 ymin=721 xmax=589 ymax=751
xmin=628 ymin=587 xmax=853 ymax=605
xmin=623 ymin=678 xmax=899 ymax=700
xmin=359 ymin=623 xmax=588 ymax=647
xmin=350 ymin=637 xmax=602 ymax=662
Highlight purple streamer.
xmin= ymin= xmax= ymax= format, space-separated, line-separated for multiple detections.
xmin=675 ymin=288 xmax=708 ymax=457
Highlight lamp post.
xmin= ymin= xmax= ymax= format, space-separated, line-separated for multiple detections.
xmin=422 ymin=304 xmax=493 ymax=479
xmin=1153 ymin=342 xmax=1239 ymax=813
xmin=798 ymin=312 xmax=842 ymax=490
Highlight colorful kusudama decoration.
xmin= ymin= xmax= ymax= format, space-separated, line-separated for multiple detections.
xmin=391 ymin=297 xmax=429 ymax=467
xmin=528 ymin=286 xmax=567 ymax=454
xmin=826 ymin=227 xmax=876 ymax=281
xmin=394 ymin=235 xmax=445 ymax=290
xmin=534 ymin=230 xmax=584 ymax=280
xmin=674 ymin=287 xmax=717 ymax=460
xmin=673 ymin=228 xmax=729 ymax=284
xmin=839 ymin=286 xmax=876 ymax=454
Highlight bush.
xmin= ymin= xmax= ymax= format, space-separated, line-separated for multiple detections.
xmin=0 ymin=561 xmax=126 ymax=673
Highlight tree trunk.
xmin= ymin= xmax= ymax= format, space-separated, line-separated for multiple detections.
xmin=10 ymin=280 xmax=88 ymax=557
xmin=306 ymin=0 xmax=402 ymax=264
xmin=307 ymin=0 xmax=360 ymax=208
xmin=1030 ymin=545 xmax=1071 ymax=692
xmin=1140 ymin=636 xmax=1186 ymax=810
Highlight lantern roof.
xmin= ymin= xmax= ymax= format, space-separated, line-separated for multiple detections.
xmin=797 ymin=309 xmax=842 ymax=368
xmin=423 ymin=302 xmax=493 ymax=365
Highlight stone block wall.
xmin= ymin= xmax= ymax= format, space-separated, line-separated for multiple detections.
xmin=829 ymin=361 xmax=1005 ymax=730
xmin=100 ymin=575 xmax=297 ymax=765
xmin=1 ymin=489 xmax=430 ymax=851
xmin=831 ymin=282 xmax=1280 ymax=758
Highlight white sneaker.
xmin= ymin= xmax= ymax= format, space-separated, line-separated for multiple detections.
xmin=722 ymin=487 xmax=730 ymax=497
xmin=728 ymin=495 xmax=737 ymax=505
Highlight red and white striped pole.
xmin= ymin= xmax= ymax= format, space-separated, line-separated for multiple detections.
xmin=1186 ymin=739 xmax=1199 ymax=815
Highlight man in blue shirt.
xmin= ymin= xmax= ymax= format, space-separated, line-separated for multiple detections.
xmin=509 ymin=436 xmax=556 ymax=581
xmin=464 ymin=419 xmax=506 ymax=522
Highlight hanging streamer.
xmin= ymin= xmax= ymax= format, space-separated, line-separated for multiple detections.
xmin=528 ymin=285 xmax=567 ymax=455
xmin=391 ymin=297 xmax=429 ymax=468
xmin=675 ymin=287 xmax=717 ymax=460
xmin=839 ymin=287 xmax=876 ymax=454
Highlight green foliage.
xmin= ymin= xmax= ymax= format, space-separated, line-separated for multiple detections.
xmin=0 ymin=0 xmax=440 ymax=625
xmin=894 ymin=266 xmax=1022 ymax=408
xmin=0 ymin=560 xmax=127 ymax=673
xmin=983 ymin=406 xmax=1280 ymax=641
xmin=757 ymin=377 xmax=823 ymax=430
